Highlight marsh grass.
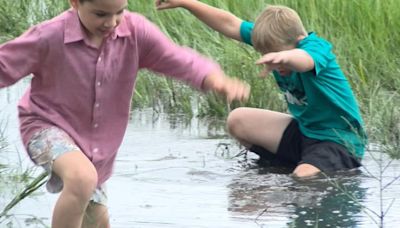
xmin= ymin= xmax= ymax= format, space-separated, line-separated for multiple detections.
xmin=3 ymin=0 xmax=397 ymax=125
xmin=131 ymin=0 xmax=400 ymax=124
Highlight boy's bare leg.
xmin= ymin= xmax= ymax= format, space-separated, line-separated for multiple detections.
xmin=52 ymin=150 xmax=98 ymax=228
xmin=227 ymin=107 xmax=292 ymax=153
xmin=82 ymin=202 xmax=110 ymax=228
xmin=228 ymin=107 xmax=323 ymax=178
xmin=293 ymin=164 xmax=321 ymax=177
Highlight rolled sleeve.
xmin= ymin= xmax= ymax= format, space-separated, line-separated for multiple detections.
xmin=0 ymin=26 xmax=42 ymax=88
xmin=239 ymin=21 xmax=254 ymax=46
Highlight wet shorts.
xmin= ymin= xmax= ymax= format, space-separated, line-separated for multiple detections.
xmin=27 ymin=127 xmax=107 ymax=206
xmin=250 ymin=119 xmax=361 ymax=173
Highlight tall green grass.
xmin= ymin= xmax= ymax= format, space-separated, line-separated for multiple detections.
xmin=0 ymin=0 xmax=399 ymax=157
xmin=134 ymin=0 xmax=400 ymax=159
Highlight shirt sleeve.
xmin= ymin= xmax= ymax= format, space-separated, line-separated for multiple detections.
xmin=0 ymin=26 xmax=42 ymax=88
xmin=299 ymin=34 xmax=333 ymax=76
xmin=135 ymin=15 xmax=222 ymax=90
xmin=239 ymin=21 xmax=254 ymax=46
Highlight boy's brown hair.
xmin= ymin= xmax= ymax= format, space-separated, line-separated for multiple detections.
xmin=252 ymin=5 xmax=307 ymax=54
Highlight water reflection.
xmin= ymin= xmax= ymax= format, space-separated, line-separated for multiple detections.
xmin=288 ymin=173 xmax=366 ymax=227
xmin=228 ymin=161 xmax=367 ymax=227
xmin=130 ymin=109 xmax=228 ymax=140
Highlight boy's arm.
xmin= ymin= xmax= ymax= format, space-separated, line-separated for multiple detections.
xmin=137 ymin=14 xmax=249 ymax=102
xmin=155 ymin=0 xmax=243 ymax=41
xmin=0 ymin=27 xmax=41 ymax=88
xmin=256 ymin=49 xmax=315 ymax=76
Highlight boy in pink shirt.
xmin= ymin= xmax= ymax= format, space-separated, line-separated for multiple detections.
xmin=0 ymin=0 xmax=249 ymax=227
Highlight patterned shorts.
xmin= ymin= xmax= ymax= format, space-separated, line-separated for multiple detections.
xmin=27 ymin=127 xmax=107 ymax=206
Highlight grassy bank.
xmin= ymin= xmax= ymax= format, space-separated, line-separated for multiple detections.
xmin=0 ymin=0 xmax=399 ymax=157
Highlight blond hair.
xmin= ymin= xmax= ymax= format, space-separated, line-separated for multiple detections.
xmin=252 ymin=5 xmax=307 ymax=54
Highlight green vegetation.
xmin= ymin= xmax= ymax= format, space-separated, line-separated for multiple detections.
xmin=1 ymin=0 xmax=399 ymax=155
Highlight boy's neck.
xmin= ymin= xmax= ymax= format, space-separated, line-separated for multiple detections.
xmin=297 ymin=35 xmax=307 ymax=42
xmin=89 ymin=36 xmax=104 ymax=49
xmin=82 ymin=29 xmax=104 ymax=49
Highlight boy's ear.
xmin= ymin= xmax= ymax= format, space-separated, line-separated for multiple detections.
xmin=69 ymin=0 xmax=79 ymax=9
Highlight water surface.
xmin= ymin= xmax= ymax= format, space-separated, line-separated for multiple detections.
xmin=1 ymin=81 xmax=400 ymax=227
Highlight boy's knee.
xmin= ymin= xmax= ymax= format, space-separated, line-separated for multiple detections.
xmin=52 ymin=151 xmax=98 ymax=197
xmin=293 ymin=163 xmax=321 ymax=178
xmin=63 ymin=166 xmax=98 ymax=198
xmin=227 ymin=107 xmax=246 ymax=134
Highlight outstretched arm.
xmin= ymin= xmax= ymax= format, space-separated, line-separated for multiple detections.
xmin=137 ymin=14 xmax=249 ymax=103
xmin=155 ymin=0 xmax=243 ymax=42
xmin=256 ymin=49 xmax=315 ymax=77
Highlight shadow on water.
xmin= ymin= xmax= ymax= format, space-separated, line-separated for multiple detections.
xmin=1 ymin=81 xmax=400 ymax=227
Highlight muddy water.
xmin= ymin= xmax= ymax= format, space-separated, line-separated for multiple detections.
xmin=1 ymin=81 xmax=400 ymax=227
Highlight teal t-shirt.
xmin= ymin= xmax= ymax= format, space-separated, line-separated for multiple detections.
xmin=239 ymin=21 xmax=366 ymax=158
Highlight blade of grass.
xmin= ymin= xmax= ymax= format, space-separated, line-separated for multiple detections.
xmin=0 ymin=171 xmax=48 ymax=218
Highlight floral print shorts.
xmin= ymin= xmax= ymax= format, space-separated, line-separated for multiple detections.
xmin=27 ymin=127 xmax=107 ymax=206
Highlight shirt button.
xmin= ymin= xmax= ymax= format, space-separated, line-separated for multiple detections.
xmin=97 ymin=81 xmax=101 ymax=87
xmin=98 ymin=57 xmax=102 ymax=62
xmin=95 ymin=103 xmax=100 ymax=108
xmin=93 ymin=123 xmax=99 ymax=128
xmin=93 ymin=148 xmax=99 ymax=153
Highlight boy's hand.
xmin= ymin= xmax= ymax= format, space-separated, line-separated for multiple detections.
xmin=203 ymin=72 xmax=250 ymax=103
xmin=155 ymin=0 xmax=184 ymax=10
xmin=255 ymin=52 xmax=290 ymax=77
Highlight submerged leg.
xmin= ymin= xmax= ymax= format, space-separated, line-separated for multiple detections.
xmin=82 ymin=201 xmax=110 ymax=228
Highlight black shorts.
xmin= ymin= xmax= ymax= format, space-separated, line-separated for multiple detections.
xmin=249 ymin=119 xmax=361 ymax=173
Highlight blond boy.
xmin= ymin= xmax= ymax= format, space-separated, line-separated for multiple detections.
xmin=157 ymin=1 xmax=366 ymax=177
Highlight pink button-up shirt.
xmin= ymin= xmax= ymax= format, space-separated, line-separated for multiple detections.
xmin=0 ymin=9 xmax=221 ymax=186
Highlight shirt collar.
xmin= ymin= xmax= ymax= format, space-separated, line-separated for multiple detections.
xmin=110 ymin=12 xmax=131 ymax=40
xmin=64 ymin=8 xmax=131 ymax=44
